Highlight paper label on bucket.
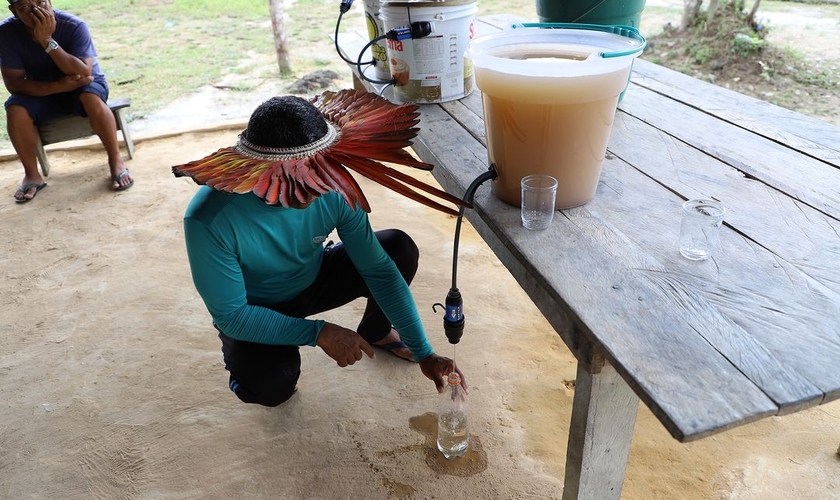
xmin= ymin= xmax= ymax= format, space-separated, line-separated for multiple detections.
xmin=388 ymin=35 xmax=472 ymax=102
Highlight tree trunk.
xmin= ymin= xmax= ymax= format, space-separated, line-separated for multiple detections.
xmin=268 ymin=0 xmax=292 ymax=76
xmin=681 ymin=0 xmax=703 ymax=31
xmin=705 ymin=0 xmax=720 ymax=30
xmin=747 ymin=0 xmax=762 ymax=25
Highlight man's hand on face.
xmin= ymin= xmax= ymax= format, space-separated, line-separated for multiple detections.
xmin=316 ymin=322 xmax=376 ymax=367
xmin=30 ymin=1 xmax=57 ymax=47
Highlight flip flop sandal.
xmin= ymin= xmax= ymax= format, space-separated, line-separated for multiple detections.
xmin=14 ymin=182 xmax=47 ymax=204
xmin=373 ymin=340 xmax=414 ymax=362
xmin=112 ymin=169 xmax=134 ymax=191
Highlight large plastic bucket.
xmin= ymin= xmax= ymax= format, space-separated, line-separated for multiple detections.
xmin=465 ymin=24 xmax=646 ymax=209
xmin=381 ymin=0 xmax=477 ymax=104
xmin=536 ymin=0 xmax=647 ymax=28
xmin=363 ymin=0 xmax=391 ymax=80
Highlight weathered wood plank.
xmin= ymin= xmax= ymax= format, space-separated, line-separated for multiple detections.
xmin=440 ymin=98 xmax=486 ymax=145
xmin=413 ymin=102 xmax=781 ymax=441
xmin=611 ymin=96 xmax=840 ymax=297
xmin=603 ymin=110 xmax=840 ymax=404
xmin=619 ymin=82 xmax=840 ymax=220
xmin=587 ymin=157 xmax=835 ymax=410
xmin=629 ymin=59 xmax=840 ymax=168
xmin=442 ymin=87 xmax=836 ymax=411
xmin=454 ymin=90 xmax=485 ymax=120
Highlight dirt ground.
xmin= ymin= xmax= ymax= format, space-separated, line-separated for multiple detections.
xmin=1 ymin=117 xmax=839 ymax=499
xmin=1 ymin=2 xmax=840 ymax=498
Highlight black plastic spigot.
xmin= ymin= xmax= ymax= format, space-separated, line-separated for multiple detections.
xmin=386 ymin=22 xmax=433 ymax=41
xmin=442 ymin=287 xmax=465 ymax=344
xmin=432 ymin=166 xmax=496 ymax=347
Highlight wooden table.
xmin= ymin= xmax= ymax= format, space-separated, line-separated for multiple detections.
xmin=339 ymin=15 xmax=840 ymax=500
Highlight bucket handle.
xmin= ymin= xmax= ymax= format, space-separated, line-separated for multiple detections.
xmin=509 ymin=22 xmax=646 ymax=59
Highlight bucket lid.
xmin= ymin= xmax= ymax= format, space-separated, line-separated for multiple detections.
xmin=466 ymin=23 xmax=646 ymax=78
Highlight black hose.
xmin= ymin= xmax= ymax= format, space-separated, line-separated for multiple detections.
xmin=435 ymin=166 xmax=498 ymax=345
xmin=333 ymin=10 xmax=374 ymax=66
xmin=357 ymin=34 xmax=396 ymax=86
xmin=450 ymin=166 xmax=498 ymax=289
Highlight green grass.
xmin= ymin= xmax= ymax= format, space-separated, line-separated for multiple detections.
xmin=0 ymin=0 xmax=322 ymax=143
xmin=3 ymin=0 xmax=836 ymax=146
xmin=0 ymin=0 xmax=541 ymax=146
xmin=63 ymin=0 xmax=276 ymax=117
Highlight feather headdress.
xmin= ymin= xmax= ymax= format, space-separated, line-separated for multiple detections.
xmin=172 ymin=89 xmax=470 ymax=216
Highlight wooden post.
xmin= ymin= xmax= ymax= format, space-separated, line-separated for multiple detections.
xmin=562 ymin=349 xmax=639 ymax=500
xmin=268 ymin=0 xmax=292 ymax=75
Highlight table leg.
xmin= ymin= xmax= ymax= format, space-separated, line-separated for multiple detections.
xmin=35 ymin=136 xmax=50 ymax=177
xmin=562 ymin=352 xmax=639 ymax=500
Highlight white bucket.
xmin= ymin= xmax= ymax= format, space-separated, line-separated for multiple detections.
xmin=381 ymin=0 xmax=477 ymax=104
xmin=363 ymin=0 xmax=391 ymax=80
xmin=465 ymin=24 xmax=646 ymax=209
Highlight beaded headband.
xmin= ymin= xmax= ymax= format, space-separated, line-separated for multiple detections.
xmin=233 ymin=122 xmax=340 ymax=161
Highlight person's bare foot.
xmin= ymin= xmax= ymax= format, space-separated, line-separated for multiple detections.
xmin=372 ymin=328 xmax=414 ymax=362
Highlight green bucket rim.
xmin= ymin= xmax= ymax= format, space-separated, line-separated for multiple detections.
xmin=510 ymin=22 xmax=646 ymax=59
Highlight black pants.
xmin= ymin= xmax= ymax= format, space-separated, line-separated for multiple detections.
xmin=219 ymin=229 xmax=419 ymax=407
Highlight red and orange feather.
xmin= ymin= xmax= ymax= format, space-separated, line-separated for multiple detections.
xmin=172 ymin=89 xmax=471 ymax=216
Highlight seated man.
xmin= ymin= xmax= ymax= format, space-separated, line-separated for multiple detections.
xmin=0 ymin=0 xmax=133 ymax=204
xmin=172 ymin=90 xmax=469 ymax=407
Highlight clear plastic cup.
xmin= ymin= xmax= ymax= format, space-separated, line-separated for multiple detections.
xmin=679 ymin=199 xmax=726 ymax=260
xmin=521 ymin=175 xmax=558 ymax=230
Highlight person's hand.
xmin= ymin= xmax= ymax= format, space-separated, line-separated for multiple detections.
xmin=30 ymin=2 xmax=56 ymax=46
xmin=56 ymin=74 xmax=92 ymax=91
xmin=316 ymin=322 xmax=375 ymax=367
xmin=419 ymin=354 xmax=468 ymax=394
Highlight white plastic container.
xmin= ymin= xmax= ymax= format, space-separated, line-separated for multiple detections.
xmin=465 ymin=24 xmax=646 ymax=209
xmin=363 ymin=0 xmax=391 ymax=80
xmin=381 ymin=0 xmax=477 ymax=104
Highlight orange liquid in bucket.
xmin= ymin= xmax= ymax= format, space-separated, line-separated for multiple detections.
xmin=475 ymin=50 xmax=631 ymax=209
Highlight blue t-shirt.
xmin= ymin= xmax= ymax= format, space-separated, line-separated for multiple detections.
xmin=183 ymin=187 xmax=434 ymax=361
xmin=0 ymin=9 xmax=106 ymax=83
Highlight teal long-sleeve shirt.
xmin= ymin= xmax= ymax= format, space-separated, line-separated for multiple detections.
xmin=182 ymin=186 xmax=434 ymax=361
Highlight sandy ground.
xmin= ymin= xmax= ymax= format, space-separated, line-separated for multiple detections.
xmin=1 ymin=113 xmax=839 ymax=500
xmin=2 ymin=2 xmax=840 ymax=495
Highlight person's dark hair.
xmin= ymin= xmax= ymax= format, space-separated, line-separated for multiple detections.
xmin=243 ymin=96 xmax=328 ymax=149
